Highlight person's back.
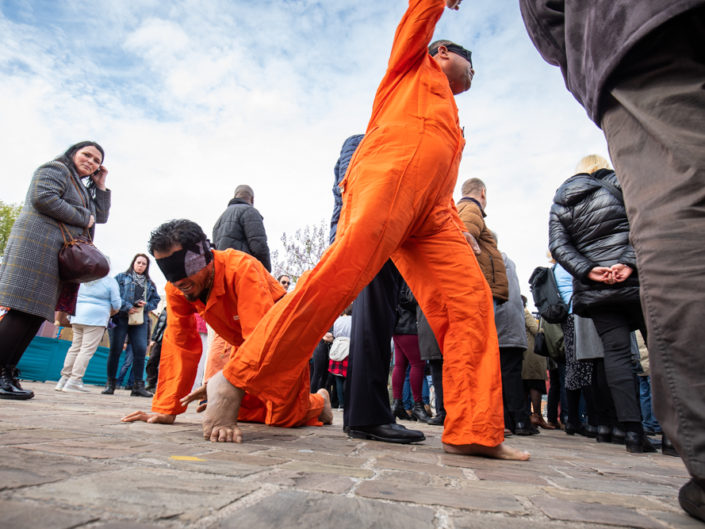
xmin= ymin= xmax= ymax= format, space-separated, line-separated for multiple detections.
xmin=73 ymin=276 xmax=120 ymax=326
xmin=212 ymin=185 xmax=271 ymax=271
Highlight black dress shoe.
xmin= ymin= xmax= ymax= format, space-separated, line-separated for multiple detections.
xmin=679 ymin=478 xmax=705 ymax=523
xmin=584 ymin=424 xmax=598 ymax=438
xmin=514 ymin=422 xmax=539 ymax=436
xmin=611 ymin=426 xmax=626 ymax=445
xmin=596 ymin=425 xmax=612 ymax=443
xmin=564 ymin=422 xmax=587 ymax=436
xmin=625 ymin=432 xmax=657 ymax=453
xmin=428 ymin=413 xmax=445 ymax=426
xmin=662 ymin=434 xmax=678 ymax=457
xmin=347 ymin=423 xmax=425 ymax=444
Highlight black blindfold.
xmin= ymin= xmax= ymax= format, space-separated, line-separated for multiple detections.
xmin=156 ymin=240 xmax=213 ymax=283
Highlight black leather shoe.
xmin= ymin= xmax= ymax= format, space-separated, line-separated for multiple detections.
xmin=611 ymin=426 xmax=626 ymax=445
xmin=428 ymin=413 xmax=445 ymax=426
xmin=679 ymin=478 xmax=705 ymax=523
xmin=514 ymin=422 xmax=539 ymax=436
xmin=662 ymin=434 xmax=678 ymax=457
xmin=347 ymin=423 xmax=425 ymax=444
xmin=565 ymin=422 xmax=587 ymax=436
xmin=391 ymin=399 xmax=415 ymax=421
xmin=625 ymin=432 xmax=657 ymax=453
xmin=596 ymin=425 xmax=612 ymax=443
xmin=101 ymin=378 xmax=116 ymax=395
xmin=584 ymin=424 xmax=598 ymax=438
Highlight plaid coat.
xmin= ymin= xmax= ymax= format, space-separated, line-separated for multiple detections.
xmin=0 ymin=161 xmax=111 ymax=321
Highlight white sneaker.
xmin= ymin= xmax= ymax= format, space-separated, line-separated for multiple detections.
xmin=55 ymin=376 xmax=69 ymax=391
xmin=62 ymin=380 xmax=89 ymax=393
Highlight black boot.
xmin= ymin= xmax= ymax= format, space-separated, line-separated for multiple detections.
xmin=391 ymin=399 xmax=412 ymax=421
xmin=411 ymin=401 xmax=431 ymax=423
xmin=101 ymin=378 xmax=116 ymax=395
xmin=596 ymin=425 xmax=612 ymax=443
xmin=131 ymin=380 xmax=153 ymax=398
xmin=625 ymin=431 xmax=657 ymax=453
xmin=662 ymin=433 xmax=678 ymax=457
xmin=0 ymin=367 xmax=34 ymax=400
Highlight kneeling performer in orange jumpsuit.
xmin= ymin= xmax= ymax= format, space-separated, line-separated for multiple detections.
xmin=121 ymin=219 xmax=332 ymax=429
xmin=205 ymin=0 xmax=528 ymax=460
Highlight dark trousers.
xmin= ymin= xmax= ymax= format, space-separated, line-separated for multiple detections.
xmin=547 ymin=360 xmax=566 ymax=424
xmin=590 ymin=306 xmax=645 ymax=424
xmin=499 ymin=347 xmax=529 ymax=429
xmin=601 ymin=5 xmax=705 ymax=478
xmin=145 ymin=341 xmax=162 ymax=387
xmin=107 ymin=315 xmax=149 ymax=383
xmin=0 ymin=309 xmax=45 ymax=367
xmin=343 ymin=260 xmax=402 ymax=428
xmin=310 ymin=340 xmax=330 ymax=393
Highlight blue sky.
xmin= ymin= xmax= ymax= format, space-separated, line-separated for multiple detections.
xmin=0 ymin=0 xmax=608 ymax=298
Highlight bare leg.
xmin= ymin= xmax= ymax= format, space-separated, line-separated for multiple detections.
xmin=317 ymin=388 xmax=334 ymax=425
xmin=203 ymin=371 xmax=245 ymax=443
xmin=443 ymin=442 xmax=530 ymax=461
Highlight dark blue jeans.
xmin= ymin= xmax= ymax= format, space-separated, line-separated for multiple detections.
xmin=107 ymin=314 xmax=148 ymax=383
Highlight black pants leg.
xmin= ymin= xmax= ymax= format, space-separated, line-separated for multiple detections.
xmin=145 ymin=341 xmax=162 ymax=387
xmin=0 ymin=309 xmax=45 ymax=367
xmin=343 ymin=260 xmax=402 ymax=428
xmin=310 ymin=340 xmax=330 ymax=393
xmin=499 ymin=347 xmax=529 ymax=429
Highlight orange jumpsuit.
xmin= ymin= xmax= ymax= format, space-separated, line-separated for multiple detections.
xmin=151 ymin=249 xmax=324 ymax=427
xmin=223 ymin=0 xmax=504 ymax=447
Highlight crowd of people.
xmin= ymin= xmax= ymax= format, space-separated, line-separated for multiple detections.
xmin=0 ymin=0 xmax=703 ymax=521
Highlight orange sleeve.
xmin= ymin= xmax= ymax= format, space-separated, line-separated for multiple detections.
xmin=151 ymin=283 xmax=202 ymax=415
xmin=387 ymin=0 xmax=445 ymax=74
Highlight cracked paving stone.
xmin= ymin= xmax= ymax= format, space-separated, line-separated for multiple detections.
xmin=530 ymin=495 xmax=666 ymax=528
xmin=214 ymin=489 xmax=435 ymax=529
xmin=0 ymin=499 xmax=98 ymax=529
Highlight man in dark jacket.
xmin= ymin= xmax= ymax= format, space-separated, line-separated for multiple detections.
xmin=212 ymin=185 xmax=271 ymax=271
xmin=520 ymin=1 xmax=705 ymax=520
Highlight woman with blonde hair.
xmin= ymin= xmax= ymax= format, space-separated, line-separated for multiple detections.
xmin=549 ymin=154 xmax=655 ymax=454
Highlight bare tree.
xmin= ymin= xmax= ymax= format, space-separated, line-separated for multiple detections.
xmin=271 ymin=220 xmax=328 ymax=282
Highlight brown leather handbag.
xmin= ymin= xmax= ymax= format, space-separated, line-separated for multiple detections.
xmin=58 ymin=224 xmax=110 ymax=283
xmin=57 ymin=173 xmax=109 ymax=283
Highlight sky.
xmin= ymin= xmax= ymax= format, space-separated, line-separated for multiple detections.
xmin=0 ymin=0 xmax=609 ymax=303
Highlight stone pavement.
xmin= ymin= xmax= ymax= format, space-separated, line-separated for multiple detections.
xmin=0 ymin=382 xmax=700 ymax=529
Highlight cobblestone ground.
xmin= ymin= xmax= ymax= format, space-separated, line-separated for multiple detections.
xmin=0 ymin=382 xmax=699 ymax=528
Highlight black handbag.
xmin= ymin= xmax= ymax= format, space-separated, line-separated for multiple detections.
xmin=534 ymin=330 xmax=550 ymax=357
xmin=58 ymin=224 xmax=110 ymax=283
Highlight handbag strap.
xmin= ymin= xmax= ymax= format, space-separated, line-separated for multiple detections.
xmin=593 ymin=175 xmax=624 ymax=203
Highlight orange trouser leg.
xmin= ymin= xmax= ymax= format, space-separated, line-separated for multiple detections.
xmin=204 ymin=332 xmax=233 ymax=382
xmin=223 ymin=130 xmax=461 ymax=426
xmin=393 ymin=215 xmax=504 ymax=447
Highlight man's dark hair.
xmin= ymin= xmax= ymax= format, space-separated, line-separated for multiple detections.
xmin=429 ymin=39 xmax=455 ymax=56
xmin=148 ymin=219 xmax=208 ymax=256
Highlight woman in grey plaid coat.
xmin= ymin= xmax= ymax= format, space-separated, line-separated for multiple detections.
xmin=0 ymin=141 xmax=111 ymax=400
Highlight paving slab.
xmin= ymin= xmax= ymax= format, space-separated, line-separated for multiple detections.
xmin=0 ymin=381 xmax=695 ymax=528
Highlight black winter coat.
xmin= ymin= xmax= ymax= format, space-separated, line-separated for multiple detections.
xmin=212 ymin=198 xmax=271 ymax=271
xmin=394 ymin=281 xmax=418 ymax=336
xmin=548 ymin=169 xmax=640 ymax=316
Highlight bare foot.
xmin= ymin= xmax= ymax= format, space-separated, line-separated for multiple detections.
xmin=317 ymin=388 xmax=333 ymax=425
xmin=443 ymin=442 xmax=530 ymax=461
xmin=202 ymin=371 xmax=245 ymax=443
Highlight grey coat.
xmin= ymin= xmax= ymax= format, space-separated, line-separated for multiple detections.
xmin=494 ymin=254 xmax=528 ymax=350
xmin=519 ymin=0 xmax=702 ymax=124
xmin=0 ymin=161 xmax=111 ymax=321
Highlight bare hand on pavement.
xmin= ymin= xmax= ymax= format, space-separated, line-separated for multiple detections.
xmin=180 ymin=385 xmax=208 ymax=413
xmin=121 ymin=411 xmax=175 ymax=424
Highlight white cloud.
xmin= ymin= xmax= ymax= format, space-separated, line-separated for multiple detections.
xmin=0 ymin=0 xmax=609 ymax=303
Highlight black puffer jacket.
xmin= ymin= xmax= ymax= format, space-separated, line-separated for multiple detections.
xmin=548 ymin=169 xmax=639 ymax=316
xmin=212 ymin=198 xmax=271 ymax=271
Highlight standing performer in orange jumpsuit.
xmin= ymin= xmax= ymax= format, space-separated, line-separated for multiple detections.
xmin=205 ymin=0 xmax=529 ymax=460
xmin=121 ymin=219 xmax=332 ymax=428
